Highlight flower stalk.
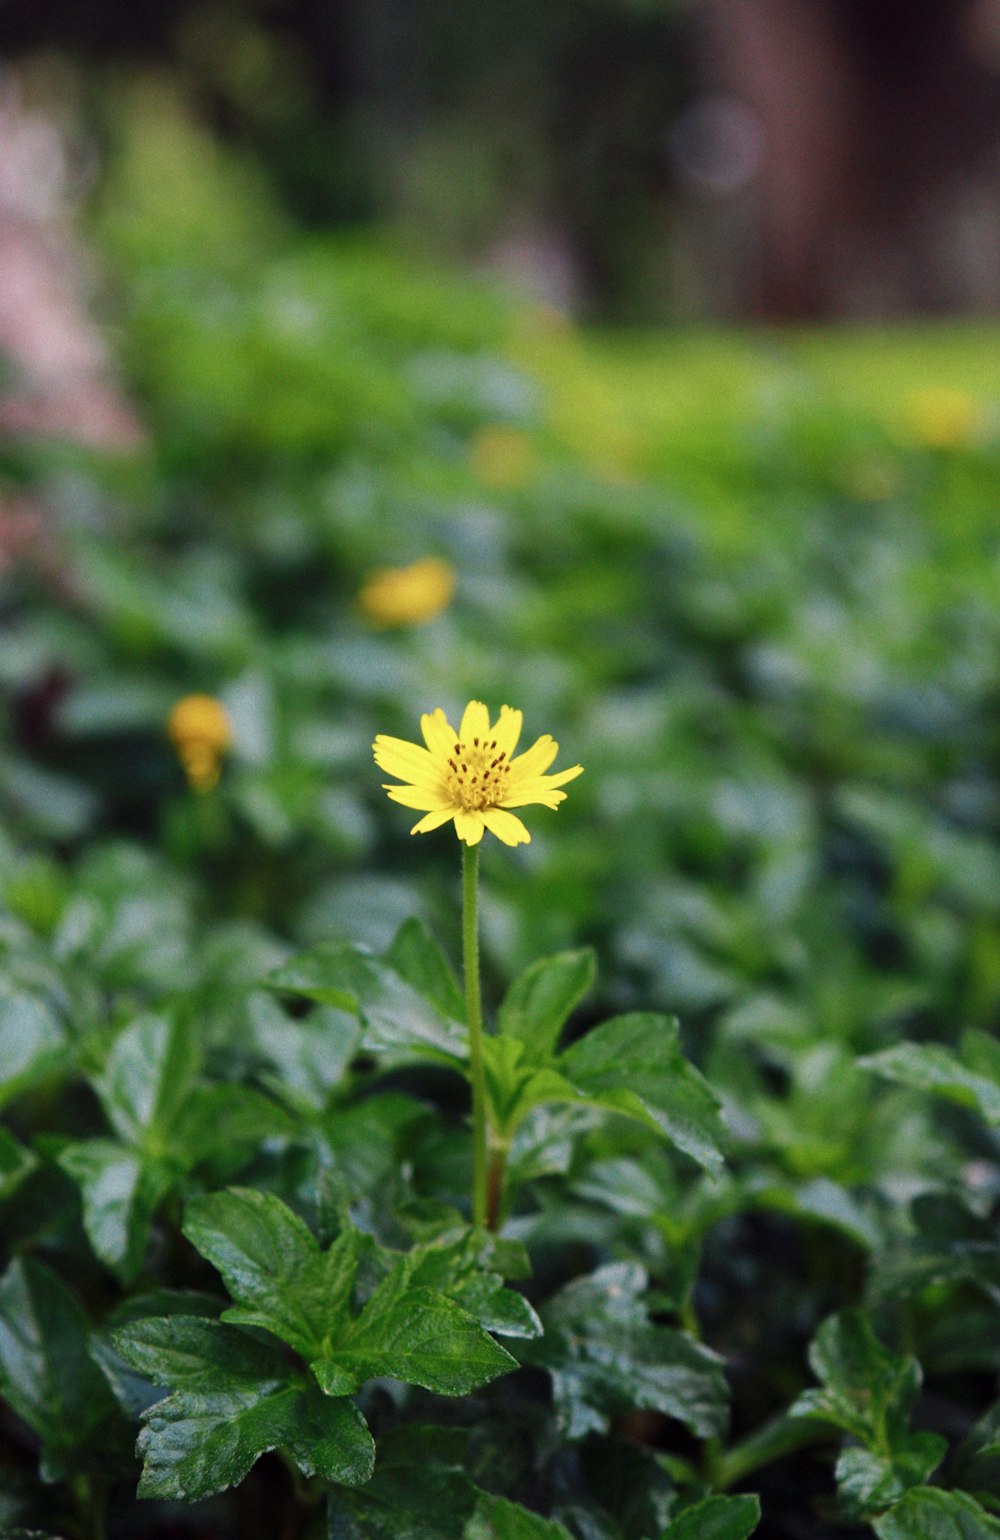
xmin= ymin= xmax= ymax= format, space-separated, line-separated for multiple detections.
xmin=462 ymin=842 xmax=489 ymax=1228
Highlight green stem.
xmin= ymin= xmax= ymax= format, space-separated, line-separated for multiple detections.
xmin=462 ymin=842 xmax=489 ymax=1228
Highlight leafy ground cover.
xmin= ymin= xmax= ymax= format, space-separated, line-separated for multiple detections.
xmin=4 ymin=85 xmax=1000 ymax=1540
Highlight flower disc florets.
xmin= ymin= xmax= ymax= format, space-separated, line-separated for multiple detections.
xmin=373 ymin=700 xmax=583 ymax=846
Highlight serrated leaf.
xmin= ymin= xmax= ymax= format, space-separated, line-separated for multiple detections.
xmin=94 ymin=1013 xmax=200 ymax=1148
xmin=183 ymin=1188 xmax=360 ymax=1359
xmin=405 ymin=1232 xmax=542 ymax=1339
xmin=872 ymin=1487 xmax=1000 ymax=1538
xmin=859 ymin=1042 xmax=1000 ymax=1125
xmin=790 ymin=1311 xmax=924 ymax=1453
xmin=0 ymin=990 xmax=70 ymax=1109
xmin=323 ymin=1279 xmax=516 ymax=1395
xmin=498 ymin=949 xmax=596 ymax=1062
xmin=835 ymin=1436 xmax=947 ymax=1520
xmin=558 ymin=1014 xmax=726 ymax=1176
xmin=137 ymin=1380 xmax=373 ymax=1500
xmin=660 ymin=1494 xmax=761 ymax=1540
xmin=523 ymin=1263 xmax=728 ymax=1441
xmin=0 ymin=1257 xmax=122 ymax=1481
xmin=113 ymin=1315 xmax=291 ymax=1392
xmin=56 ymin=1140 xmax=169 ymax=1281
xmin=465 ymin=1494 xmax=572 ymax=1539
xmin=269 ymin=942 xmax=466 ymax=1064
xmin=385 ymin=917 xmax=466 ymax=1022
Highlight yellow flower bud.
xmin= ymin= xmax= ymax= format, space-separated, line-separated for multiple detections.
xmin=358 ymin=556 xmax=455 ymax=628
xmin=167 ymin=694 xmax=231 ymax=793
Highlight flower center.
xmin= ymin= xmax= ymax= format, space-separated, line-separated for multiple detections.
xmin=446 ymin=736 xmax=511 ymax=811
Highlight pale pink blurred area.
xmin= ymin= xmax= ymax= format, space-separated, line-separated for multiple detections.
xmin=0 ymin=72 xmax=144 ymax=452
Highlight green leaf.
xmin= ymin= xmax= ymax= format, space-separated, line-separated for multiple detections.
xmin=0 ymin=1258 xmax=122 ymax=1481
xmin=56 ymin=1140 xmax=170 ymax=1281
xmin=405 ymin=1232 xmax=542 ymax=1339
xmin=269 ymin=942 xmax=466 ymax=1064
xmin=0 ymin=1127 xmax=36 ymax=1199
xmin=464 ymin=1494 xmax=572 ymax=1539
xmin=183 ymin=1188 xmax=360 ymax=1359
xmin=522 ymin=1263 xmax=728 ymax=1441
xmin=0 ymin=990 xmax=70 ymax=1109
xmin=790 ymin=1311 xmax=925 ymax=1455
xmin=115 ymin=1315 xmax=374 ymax=1498
xmin=327 ymin=1425 xmax=476 ymax=1539
xmin=858 ymin=1042 xmax=1000 ymax=1125
xmin=558 ymin=1014 xmax=726 ymax=1176
xmin=660 ymin=1494 xmax=761 ymax=1540
xmin=138 ymin=1381 xmax=373 ymax=1499
xmin=835 ymin=1437 xmax=947 ymax=1520
xmin=177 ymin=1083 xmax=299 ymax=1166
xmin=498 ymin=949 xmax=596 ymax=1062
xmin=385 ymin=917 xmax=466 ymax=1022
xmin=94 ymin=1012 xmax=200 ymax=1149
xmin=323 ymin=1276 xmax=517 ymax=1395
xmin=872 ymin=1487 xmax=1000 ymax=1538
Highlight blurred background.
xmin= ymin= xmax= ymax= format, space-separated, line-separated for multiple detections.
xmin=7 ymin=0 xmax=1000 ymax=323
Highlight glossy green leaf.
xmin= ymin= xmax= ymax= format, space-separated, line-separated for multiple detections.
xmin=385 ymin=917 xmax=466 ymax=1022
xmin=660 ymin=1494 xmax=761 ymax=1540
xmin=326 ymin=1425 xmax=476 ymax=1539
xmin=322 ymin=1276 xmax=517 ymax=1395
xmin=0 ymin=1258 xmax=122 ymax=1481
xmin=497 ymin=949 xmax=596 ymax=1062
xmin=183 ymin=1188 xmax=360 ymax=1358
xmin=465 ymin=1494 xmax=572 ymax=1539
xmin=269 ymin=942 xmax=466 ymax=1063
xmin=56 ymin=1140 xmax=169 ymax=1281
xmin=858 ymin=1042 xmax=1000 ymax=1125
xmin=836 ymin=1437 xmax=947 ymax=1520
xmin=790 ymin=1311 xmax=924 ymax=1452
xmin=558 ymin=1014 xmax=726 ymax=1175
xmin=94 ymin=1013 xmax=200 ymax=1148
xmin=872 ymin=1487 xmax=1000 ymax=1539
xmin=523 ymin=1263 xmax=728 ymax=1440
xmin=0 ymin=990 xmax=70 ymax=1109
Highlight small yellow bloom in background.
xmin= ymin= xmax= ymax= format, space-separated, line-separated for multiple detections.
xmin=168 ymin=694 xmax=232 ymax=794
xmin=905 ymin=387 xmax=983 ymax=450
xmin=469 ymin=425 xmax=538 ymax=490
xmin=374 ymin=700 xmax=583 ymax=847
xmin=358 ymin=556 xmax=455 ymax=628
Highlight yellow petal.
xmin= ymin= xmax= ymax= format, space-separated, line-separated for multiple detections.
xmin=459 ymin=700 xmax=491 ymax=745
xmin=453 ymin=809 xmax=485 ymax=845
xmin=492 ymin=706 xmax=523 ymax=758
xmin=384 ymin=784 xmax=452 ymax=811
xmin=481 ymin=808 xmax=531 ymax=846
xmin=373 ymin=734 xmax=441 ymax=785
xmin=410 ymin=808 xmax=457 ymax=836
xmin=508 ymin=734 xmax=558 ymax=780
xmin=499 ymin=785 xmax=566 ymax=810
xmin=420 ymin=708 xmax=458 ymax=758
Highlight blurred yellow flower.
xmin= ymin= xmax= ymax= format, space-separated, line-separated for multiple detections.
xmin=168 ymin=694 xmax=232 ymax=793
xmin=469 ymin=425 xmax=537 ymax=489
xmin=358 ymin=556 xmax=455 ymax=627
xmin=374 ymin=700 xmax=583 ymax=847
xmin=906 ymin=387 xmax=982 ymax=450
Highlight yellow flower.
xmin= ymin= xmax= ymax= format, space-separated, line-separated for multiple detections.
xmin=168 ymin=694 xmax=231 ymax=793
xmin=374 ymin=700 xmax=583 ymax=847
xmin=358 ymin=557 xmax=455 ymax=628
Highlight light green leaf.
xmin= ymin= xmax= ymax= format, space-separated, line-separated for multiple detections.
xmin=385 ymin=917 xmax=466 ymax=1022
xmin=660 ymin=1494 xmax=761 ymax=1540
xmin=464 ymin=1494 xmax=572 ymax=1539
xmin=858 ymin=1042 xmax=1000 ymax=1125
xmin=0 ymin=990 xmax=70 ymax=1109
xmin=498 ymin=949 xmax=596 ymax=1062
xmin=94 ymin=1013 xmax=200 ymax=1148
xmin=790 ymin=1311 xmax=923 ymax=1453
xmin=558 ymin=1013 xmax=726 ymax=1175
xmin=835 ymin=1437 xmax=946 ymax=1520
xmin=872 ymin=1487 xmax=1000 ymax=1538
xmin=269 ymin=942 xmax=466 ymax=1064
xmin=57 ymin=1140 xmax=169 ymax=1281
